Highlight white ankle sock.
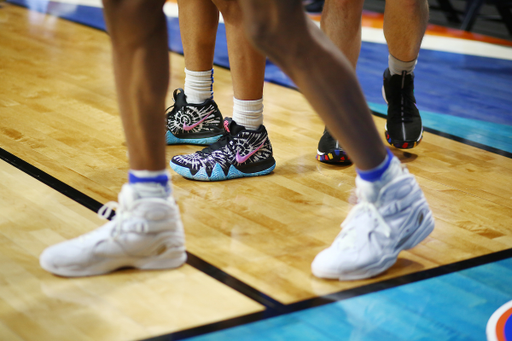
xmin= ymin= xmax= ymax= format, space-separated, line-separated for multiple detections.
xmin=184 ymin=68 xmax=214 ymax=104
xmin=232 ymin=97 xmax=264 ymax=131
xmin=128 ymin=169 xmax=171 ymax=199
xmin=388 ymin=54 xmax=417 ymax=76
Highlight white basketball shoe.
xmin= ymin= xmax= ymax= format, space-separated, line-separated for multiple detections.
xmin=40 ymin=184 xmax=187 ymax=277
xmin=311 ymin=157 xmax=434 ymax=280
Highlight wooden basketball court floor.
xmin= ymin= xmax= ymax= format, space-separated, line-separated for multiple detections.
xmin=1 ymin=1 xmax=512 ymax=340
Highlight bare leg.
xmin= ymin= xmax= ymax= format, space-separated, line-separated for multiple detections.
xmin=239 ymin=0 xmax=434 ymax=282
xmin=321 ymin=0 xmax=364 ymax=69
xmin=384 ymin=0 xmax=429 ymax=61
xmin=40 ymin=0 xmax=187 ymax=277
xmin=178 ymin=0 xmax=219 ymax=71
xmin=167 ymin=0 xmax=272 ymax=181
xmin=213 ymin=0 xmax=266 ymax=100
xmin=238 ymin=0 xmax=386 ymax=170
xmin=102 ymin=0 xmax=169 ymax=170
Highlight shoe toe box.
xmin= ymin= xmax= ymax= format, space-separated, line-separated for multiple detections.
xmin=312 ymin=242 xmax=388 ymax=281
xmin=39 ymin=239 xmax=98 ymax=276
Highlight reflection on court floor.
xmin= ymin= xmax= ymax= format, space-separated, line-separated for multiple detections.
xmin=1 ymin=1 xmax=512 ymax=340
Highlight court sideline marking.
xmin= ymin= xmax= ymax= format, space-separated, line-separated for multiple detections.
xmin=1 ymin=121 xmax=512 ymax=340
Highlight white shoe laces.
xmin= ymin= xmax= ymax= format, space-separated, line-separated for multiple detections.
xmin=334 ymin=200 xmax=391 ymax=250
xmin=76 ymin=201 xmax=150 ymax=241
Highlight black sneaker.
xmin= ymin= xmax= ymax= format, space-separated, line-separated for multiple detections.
xmin=316 ymin=128 xmax=351 ymax=164
xmin=170 ymin=118 xmax=276 ymax=181
xmin=383 ymin=68 xmax=423 ymax=149
xmin=166 ymin=88 xmax=224 ymax=145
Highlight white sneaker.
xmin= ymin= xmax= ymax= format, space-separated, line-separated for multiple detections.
xmin=40 ymin=184 xmax=186 ymax=277
xmin=311 ymin=157 xmax=434 ymax=280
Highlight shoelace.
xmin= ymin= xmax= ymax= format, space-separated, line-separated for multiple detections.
xmin=334 ymin=201 xmax=391 ymax=250
xmin=398 ymin=72 xmax=417 ymax=123
xmin=197 ymin=130 xmax=234 ymax=156
xmin=77 ymin=201 xmax=149 ymax=242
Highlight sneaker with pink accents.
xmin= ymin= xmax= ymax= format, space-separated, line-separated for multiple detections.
xmin=170 ymin=118 xmax=276 ymax=181
xmin=166 ymin=88 xmax=224 ymax=145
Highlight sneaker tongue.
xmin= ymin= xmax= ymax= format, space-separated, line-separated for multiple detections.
xmin=119 ymin=184 xmax=138 ymax=207
xmin=224 ymin=118 xmax=246 ymax=135
xmin=174 ymin=89 xmax=188 ymax=107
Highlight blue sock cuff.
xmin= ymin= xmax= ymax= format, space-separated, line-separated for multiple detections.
xmin=356 ymin=149 xmax=394 ymax=182
xmin=128 ymin=172 xmax=169 ymax=186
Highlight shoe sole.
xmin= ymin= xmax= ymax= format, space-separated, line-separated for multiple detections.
xmin=312 ymin=207 xmax=434 ymax=281
xmin=40 ymin=249 xmax=187 ymax=277
xmin=385 ymin=130 xmax=423 ymax=149
xmin=170 ymin=161 xmax=276 ymax=181
xmin=166 ymin=131 xmax=222 ymax=145
xmin=316 ymin=149 xmax=352 ymax=165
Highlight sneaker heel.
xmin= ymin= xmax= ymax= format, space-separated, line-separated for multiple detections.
xmin=403 ymin=209 xmax=434 ymax=250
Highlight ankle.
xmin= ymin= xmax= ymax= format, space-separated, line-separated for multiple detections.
xmin=388 ymin=54 xmax=417 ymax=76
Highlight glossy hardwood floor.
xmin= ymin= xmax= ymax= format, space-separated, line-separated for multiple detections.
xmin=1 ymin=3 xmax=512 ymax=340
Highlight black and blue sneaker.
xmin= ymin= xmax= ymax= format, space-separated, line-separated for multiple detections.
xmin=316 ymin=128 xmax=351 ymax=165
xmin=170 ymin=118 xmax=276 ymax=181
xmin=166 ymin=88 xmax=224 ymax=145
xmin=383 ymin=69 xmax=423 ymax=149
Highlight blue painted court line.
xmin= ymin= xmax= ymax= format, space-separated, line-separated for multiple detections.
xmin=187 ymin=257 xmax=512 ymax=341
xmin=9 ymin=0 xmax=512 ymax=154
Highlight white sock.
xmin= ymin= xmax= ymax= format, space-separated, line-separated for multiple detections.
xmin=232 ymin=97 xmax=264 ymax=131
xmin=184 ymin=68 xmax=214 ymax=104
xmin=128 ymin=169 xmax=171 ymax=199
xmin=388 ymin=54 xmax=417 ymax=76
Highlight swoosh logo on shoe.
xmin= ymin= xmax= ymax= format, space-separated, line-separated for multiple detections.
xmin=183 ymin=110 xmax=214 ymax=131
xmin=236 ymin=138 xmax=267 ymax=163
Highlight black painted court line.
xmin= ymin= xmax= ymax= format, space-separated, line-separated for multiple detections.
xmin=3 ymin=125 xmax=512 ymax=341
xmin=5 ymin=6 xmax=512 ymax=337
xmin=0 ymin=147 xmax=283 ymax=308
xmin=185 ymin=252 xmax=286 ymax=313
xmin=2 ymin=135 xmax=512 ymax=340
xmin=146 ymin=248 xmax=512 ymax=340
xmin=9 ymin=1 xmax=512 ymax=161
xmin=0 ymin=148 xmax=105 ymax=215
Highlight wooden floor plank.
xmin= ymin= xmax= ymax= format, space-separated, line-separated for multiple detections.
xmin=0 ymin=159 xmax=264 ymax=341
xmin=1 ymin=1 xmax=512 ymax=313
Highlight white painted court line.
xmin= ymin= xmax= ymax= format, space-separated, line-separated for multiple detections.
xmin=47 ymin=1 xmax=512 ymax=61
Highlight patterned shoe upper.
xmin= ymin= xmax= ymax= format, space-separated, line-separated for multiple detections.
xmin=171 ymin=118 xmax=273 ymax=177
xmin=166 ymin=88 xmax=223 ymax=139
xmin=317 ymin=128 xmax=351 ymax=164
